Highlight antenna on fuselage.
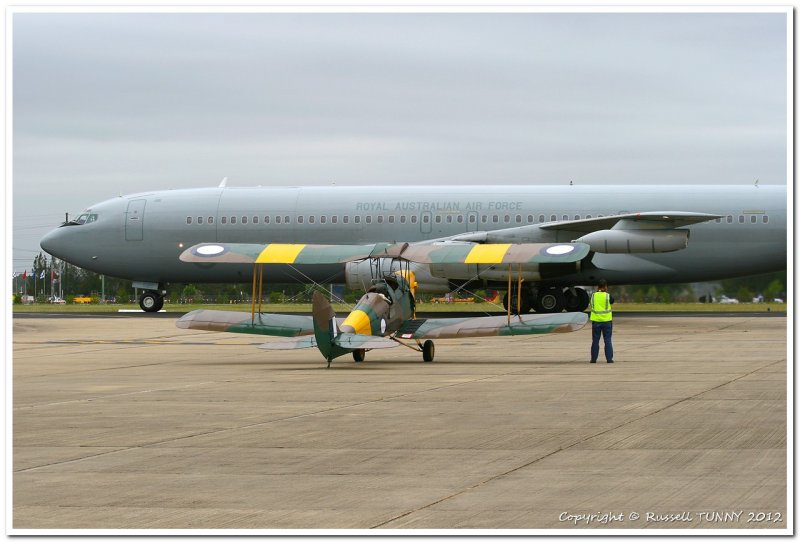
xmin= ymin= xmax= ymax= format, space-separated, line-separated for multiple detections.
xmin=218 ymin=177 xmax=228 ymax=188
xmin=754 ymin=178 xmax=759 ymax=188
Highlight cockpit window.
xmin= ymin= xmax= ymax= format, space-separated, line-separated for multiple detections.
xmin=69 ymin=213 xmax=98 ymax=226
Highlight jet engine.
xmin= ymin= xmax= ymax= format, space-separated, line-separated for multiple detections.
xmin=576 ymin=229 xmax=689 ymax=254
xmin=345 ymin=259 xmax=450 ymax=293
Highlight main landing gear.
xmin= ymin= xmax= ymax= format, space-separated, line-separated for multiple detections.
xmin=502 ymin=286 xmax=590 ymax=314
xmin=139 ymin=290 xmax=165 ymax=312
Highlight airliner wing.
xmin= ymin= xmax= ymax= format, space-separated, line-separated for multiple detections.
xmin=538 ymin=211 xmax=721 ymax=232
xmin=395 ymin=311 xmax=588 ymax=340
xmin=180 ymin=241 xmax=590 ymax=265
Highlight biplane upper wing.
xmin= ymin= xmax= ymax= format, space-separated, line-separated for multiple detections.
xmin=180 ymin=241 xmax=590 ymax=265
xmin=395 ymin=311 xmax=588 ymax=340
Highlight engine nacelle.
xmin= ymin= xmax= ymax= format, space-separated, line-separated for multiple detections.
xmin=576 ymin=229 xmax=689 ymax=254
xmin=345 ymin=259 xmax=450 ymax=294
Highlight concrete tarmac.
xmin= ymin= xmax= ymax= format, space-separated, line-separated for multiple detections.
xmin=12 ymin=314 xmax=788 ymax=531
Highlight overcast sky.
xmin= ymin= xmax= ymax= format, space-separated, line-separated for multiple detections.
xmin=11 ymin=11 xmax=788 ymax=272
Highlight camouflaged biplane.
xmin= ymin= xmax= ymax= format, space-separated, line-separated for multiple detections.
xmin=176 ymin=241 xmax=589 ymax=365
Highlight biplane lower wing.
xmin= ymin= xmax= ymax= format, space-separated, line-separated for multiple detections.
xmin=395 ymin=311 xmax=588 ymax=340
xmin=176 ymin=309 xmax=327 ymax=337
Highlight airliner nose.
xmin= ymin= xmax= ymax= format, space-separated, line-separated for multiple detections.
xmin=40 ymin=227 xmax=67 ymax=259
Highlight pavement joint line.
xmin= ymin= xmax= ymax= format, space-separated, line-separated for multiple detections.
xmin=369 ymin=357 xmax=784 ymax=529
xmin=13 ymin=371 xmax=523 ymax=473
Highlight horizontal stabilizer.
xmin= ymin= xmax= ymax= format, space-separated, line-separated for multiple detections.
xmin=396 ymin=311 xmax=588 ymax=340
xmin=334 ymin=333 xmax=399 ymax=350
xmin=259 ymin=336 xmax=318 ymax=350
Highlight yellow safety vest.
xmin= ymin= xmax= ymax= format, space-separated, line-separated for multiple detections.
xmin=590 ymin=291 xmax=612 ymax=322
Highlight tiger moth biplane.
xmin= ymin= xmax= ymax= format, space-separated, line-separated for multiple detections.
xmin=176 ymin=241 xmax=590 ymax=366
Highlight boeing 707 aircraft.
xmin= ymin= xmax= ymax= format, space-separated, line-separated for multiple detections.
xmin=39 ymin=183 xmax=787 ymax=312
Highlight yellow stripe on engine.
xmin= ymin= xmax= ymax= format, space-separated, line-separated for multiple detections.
xmin=256 ymin=244 xmax=307 ymax=264
xmin=464 ymin=243 xmax=512 ymax=264
xmin=341 ymin=310 xmax=372 ymax=335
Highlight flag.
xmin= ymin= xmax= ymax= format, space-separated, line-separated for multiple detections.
xmin=22 ymin=270 xmax=27 ymax=280
xmin=39 ymin=270 xmax=45 ymax=279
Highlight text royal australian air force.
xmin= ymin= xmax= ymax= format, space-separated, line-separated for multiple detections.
xmin=355 ymin=201 xmax=523 ymax=212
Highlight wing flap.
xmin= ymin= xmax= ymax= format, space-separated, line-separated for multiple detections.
xmin=539 ymin=211 xmax=721 ymax=232
xmin=399 ymin=312 xmax=588 ymax=339
xmin=334 ymin=333 xmax=399 ymax=350
xmin=259 ymin=336 xmax=318 ymax=350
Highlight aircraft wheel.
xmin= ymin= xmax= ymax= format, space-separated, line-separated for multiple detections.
xmin=422 ymin=340 xmax=435 ymax=362
xmin=503 ymin=292 xmax=531 ymax=314
xmin=534 ymin=287 xmax=565 ymax=313
xmin=564 ymin=287 xmax=589 ymax=312
xmin=139 ymin=291 xmax=164 ymax=312
xmin=353 ymin=349 xmax=366 ymax=362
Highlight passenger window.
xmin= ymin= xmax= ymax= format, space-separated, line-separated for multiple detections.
xmin=221 ymin=216 xmax=227 ymax=224
xmin=750 ymin=215 xmax=757 ymax=224
xmin=343 ymin=215 xmax=349 ymax=224
xmin=457 ymin=215 xmax=463 ymax=223
xmin=365 ymin=216 xmax=372 ymax=224
xmin=527 ymin=214 xmax=533 ymax=223
xmin=763 ymin=215 xmax=769 ymax=224
xmin=445 ymin=215 xmax=452 ymax=224
xmin=186 ymin=217 xmax=193 ymax=225
xmin=422 ymin=215 xmax=430 ymax=224
xmin=265 ymin=216 xmax=270 ymax=224
xmin=538 ymin=214 xmax=545 ymax=222
xmin=298 ymin=216 xmax=304 ymax=224
xmin=388 ymin=216 xmax=394 ymax=224
xmin=253 ymin=216 xmax=258 ymax=224
xmin=562 ymin=214 xmax=568 ymax=221
xmin=332 ymin=215 xmax=338 ymax=224
xmin=231 ymin=216 xmax=237 ymax=225
xmin=208 ymin=217 xmax=214 ymax=224
xmin=515 ymin=215 xmax=522 ymax=223
xmin=726 ymin=215 xmax=733 ymax=223
xmin=197 ymin=217 xmax=203 ymax=225
xmin=275 ymin=216 xmax=281 ymax=224
xmin=435 ymin=215 xmax=442 ymax=224
xmin=241 ymin=216 xmax=247 ymax=224
xmin=400 ymin=215 xmax=406 ymax=224
xmin=738 ymin=215 xmax=744 ymax=224
xmin=585 ymin=214 xmax=592 ymax=219
xmin=715 ymin=217 xmax=721 ymax=223
xmin=503 ymin=215 xmax=510 ymax=223
xmin=377 ymin=215 xmax=383 ymax=224
xmin=354 ymin=216 xmax=361 ymax=224
xmin=574 ymin=215 xmax=580 ymax=221
xmin=284 ymin=216 xmax=290 ymax=224
xmin=481 ymin=215 xmax=488 ymax=224
xmin=320 ymin=216 xmax=327 ymax=224
xmin=492 ymin=215 xmax=499 ymax=223
xmin=411 ymin=215 xmax=418 ymax=224
xmin=309 ymin=216 xmax=315 ymax=224
xmin=468 ymin=215 xmax=476 ymax=223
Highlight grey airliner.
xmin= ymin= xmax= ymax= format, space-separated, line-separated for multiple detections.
xmin=39 ymin=183 xmax=787 ymax=312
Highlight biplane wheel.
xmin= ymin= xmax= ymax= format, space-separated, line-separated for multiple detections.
xmin=422 ymin=340 xmax=435 ymax=362
xmin=353 ymin=349 xmax=366 ymax=362
xmin=139 ymin=291 xmax=163 ymax=313
xmin=534 ymin=287 xmax=565 ymax=313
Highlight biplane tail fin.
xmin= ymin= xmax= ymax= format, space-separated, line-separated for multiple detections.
xmin=311 ymin=290 xmax=346 ymax=364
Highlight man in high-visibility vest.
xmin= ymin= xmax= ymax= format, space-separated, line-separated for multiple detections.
xmin=589 ymin=279 xmax=614 ymax=363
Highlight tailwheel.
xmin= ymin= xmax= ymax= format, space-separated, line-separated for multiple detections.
xmin=353 ymin=349 xmax=366 ymax=362
xmin=139 ymin=291 xmax=164 ymax=312
xmin=422 ymin=340 xmax=435 ymax=362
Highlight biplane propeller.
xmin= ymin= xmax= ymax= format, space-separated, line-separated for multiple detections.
xmin=176 ymin=241 xmax=590 ymax=366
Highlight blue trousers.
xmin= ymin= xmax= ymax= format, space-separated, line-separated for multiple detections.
xmin=591 ymin=321 xmax=613 ymax=362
